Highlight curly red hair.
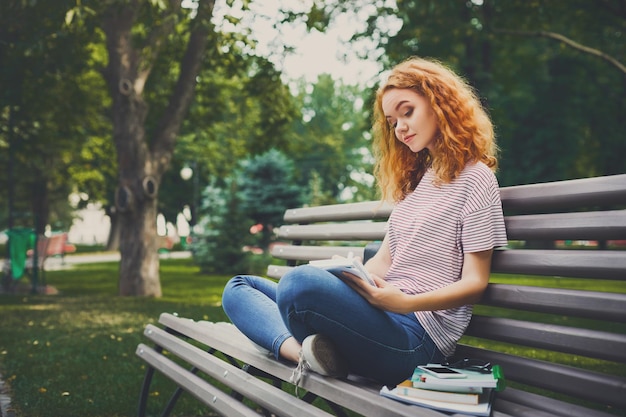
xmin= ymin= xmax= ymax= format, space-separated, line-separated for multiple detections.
xmin=373 ymin=57 xmax=498 ymax=203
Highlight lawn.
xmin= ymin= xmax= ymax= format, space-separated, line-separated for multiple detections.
xmin=0 ymin=258 xmax=230 ymax=417
xmin=1 ymin=259 xmax=625 ymax=417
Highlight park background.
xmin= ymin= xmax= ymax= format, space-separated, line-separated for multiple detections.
xmin=0 ymin=0 xmax=624 ymax=416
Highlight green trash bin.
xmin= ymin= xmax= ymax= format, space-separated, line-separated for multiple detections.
xmin=6 ymin=228 xmax=36 ymax=280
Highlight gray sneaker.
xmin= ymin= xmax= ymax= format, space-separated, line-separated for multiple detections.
xmin=290 ymin=334 xmax=349 ymax=388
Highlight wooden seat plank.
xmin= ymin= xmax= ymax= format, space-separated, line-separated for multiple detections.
xmin=157 ymin=314 xmax=449 ymax=417
xmin=271 ymin=245 xmax=365 ymax=262
xmin=499 ymin=174 xmax=626 ymax=212
xmin=504 ymin=209 xmax=626 ymax=240
xmin=283 ymin=201 xmax=393 ymax=223
xmin=491 ymin=249 xmax=626 ymax=280
xmin=275 ymin=222 xmax=386 ymax=241
xmin=455 ymin=345 xmax=625 ymax=411
xmin=466 ymin=316 xmax=626 ymax=362
xmin=136 ymin=344 xmax=264 ymax=417
xmin=140 ymin=325 xmax=334 ymax=417
xmin=482 ymin=284 xmax=626 ymax=322
xmin=495 ymin=388 xmax=613 ymax=417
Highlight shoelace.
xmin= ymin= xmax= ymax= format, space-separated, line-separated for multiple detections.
xmin=289 ymin=350 xmax=310 ymax=397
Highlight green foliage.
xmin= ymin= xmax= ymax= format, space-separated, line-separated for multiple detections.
xmin=374 ymin=0 xmax=625 ymax=185
xmin=238 ymin=149 xmax=304 ymax=250
xmin=0 ymin=0 xmax=110 ymax=231
xmin=191 ymin=149 xmax=305 ymax=272
xmin=158 ymin=55 xmax=300 ymax=226
xmin=287 ymin=75 xmax=376 ymax=203
xmin=192 ymin=179 xmax=254 ymax=275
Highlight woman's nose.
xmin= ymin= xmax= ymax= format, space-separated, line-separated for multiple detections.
xmin=396 ymin=119 xmax=407 ymax=132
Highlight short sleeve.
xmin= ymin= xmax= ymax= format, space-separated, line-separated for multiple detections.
xmin=461 ymin=202 xmax=508 ymax=253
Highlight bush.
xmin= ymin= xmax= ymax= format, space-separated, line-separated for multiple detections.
xmin=192 ymin=180 xmax=254 ymax=275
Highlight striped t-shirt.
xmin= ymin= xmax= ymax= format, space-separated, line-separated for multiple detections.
xmin=386 ymin=162 xmax=508 ymax=357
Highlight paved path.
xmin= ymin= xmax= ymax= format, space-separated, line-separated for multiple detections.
xmin=43 ymin=250 xmax=192 ymax=270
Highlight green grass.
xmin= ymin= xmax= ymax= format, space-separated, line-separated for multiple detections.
xmin=0 ymin=259 xmax=231 ymax=417
xmin=1 ymin=263 xmax=625 ymax=416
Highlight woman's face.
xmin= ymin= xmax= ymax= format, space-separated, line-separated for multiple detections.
xmin=382 ymin=88 xmax=438 ymax=153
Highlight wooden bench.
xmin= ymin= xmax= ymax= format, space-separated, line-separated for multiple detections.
xmin=25 ymin=232 xmax=76 ymax=281
xmin=136 ymin=173 xmax=626 ymax=417
xmin=2 ymin=231 xmax=76 ymax=291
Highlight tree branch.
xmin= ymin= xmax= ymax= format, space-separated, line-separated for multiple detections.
xmin=152 ymin=0 xmax=217 ymax=171
xmin=494 ymin=28 xmax=626 ymax=75
xmin=135 ymin=0 xmax=182 ymax=94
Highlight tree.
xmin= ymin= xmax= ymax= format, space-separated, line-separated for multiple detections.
xmin=192 ymin=178 xmax=253 ymax=274
xmin=352 ymin=0 xmax=625 ymax=185
xmin=97 ymin=0 xmax=217 ymax=296
xmin=238 ymin=149 xmax=304 ymax=252
xmin=287 ymin=75 xmax=375 ymax=203
xmin=157 ymin=56 xmax=300 ymax=230
xmin=0 ymin=0 xmax=107 ymax=234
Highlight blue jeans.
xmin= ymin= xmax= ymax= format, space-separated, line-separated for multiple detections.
xmin=221 ymin=265 xmax=444 ymax=385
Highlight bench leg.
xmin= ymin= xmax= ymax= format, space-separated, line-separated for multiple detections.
xmin=234 ymin=362 xmax=281 ymax=416
xmin=300 ymin=392 xmax=349 ymax=417
xmin=160 ymin=367 xmax=199 ymax=417
xmin=138 ymin=336 xmax=208 ymax=417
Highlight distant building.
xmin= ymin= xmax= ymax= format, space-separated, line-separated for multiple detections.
xmin=68 ymin=203 xmax=110 ymax=245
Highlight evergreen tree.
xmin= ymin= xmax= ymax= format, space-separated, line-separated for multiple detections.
xmin=238 ymin=149 xmax=305 ymax=252
xmin=192 ymin=179 xmax=253 ymax=275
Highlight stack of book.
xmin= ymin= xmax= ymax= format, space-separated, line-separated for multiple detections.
xmin=380 ymin=364 xmax=504 ymax=416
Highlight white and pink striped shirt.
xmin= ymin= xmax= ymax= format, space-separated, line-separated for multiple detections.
xmin=386 ymin=162 xmax=508 ymax=357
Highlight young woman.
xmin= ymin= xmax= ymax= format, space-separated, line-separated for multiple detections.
xmin=221 ymin=57 xmax=508 ymax=387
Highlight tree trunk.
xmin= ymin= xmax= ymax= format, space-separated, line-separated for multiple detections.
xmin=32 ymin=176 xmax=49 ymax=235
xmin=106 ymin=207 xmax=121 ymax=251
xmin=101 ymin=0 xmax=215 ymax=296
xmin=117 ymin=184 xmax=161 ymax=296
xmin=110 ymin=91 xmax=162 ymax=296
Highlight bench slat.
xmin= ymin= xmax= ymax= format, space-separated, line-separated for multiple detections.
xmin=277 ymin=209 xmax=626 ymax=243
xmin=495 ymin=388 xmax=614 ymax=417
xmin=499 ymin=174 xmax=626 ymax=212
xmin=157 ymin=313 xmax=450 ymax=417
xmin=466 ymin=316 xmax=626 ymax=362
xmin=482 ymin=284 xmax=626 ymax=322
xmin=504 ymin=210 xmax=626 ymax=240
xmin=141 ymin=325 xmax=334 ymax=417
xmin=276 ymin=222 xmax=386 ymax=241
xmin=492 ymin=249 xmax=626 ymax=280
xmin=271 ymin=245 xmax=365 ymax=262
xmin=136 ymin=343 xmax=263 ymax=417
xmin=271 ymin=248 xmax=626 ymax=280
xmin=267 ymin=265 xmax=291 ymax=279
xmin=283 ymin=201 xmax=394 ymax=223
xmin=455 ymin=345 xmax=624 ymax=413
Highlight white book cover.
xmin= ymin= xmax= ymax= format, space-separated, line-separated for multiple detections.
xmin=308 ymin=253 xmax=376 ymax=286
xmin=380 ymin=386 xmax=494 ymax=416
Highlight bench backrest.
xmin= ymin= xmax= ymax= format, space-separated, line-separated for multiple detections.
xmin=44 ymin=233 xmax=69 ymax=257
xmin=267 ymin=174 xmax=626 ymax=415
